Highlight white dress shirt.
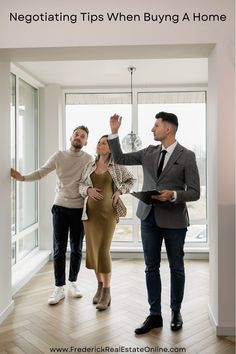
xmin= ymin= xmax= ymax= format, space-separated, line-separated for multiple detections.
xmin=159 ymin=141 xmax=178 ymax=201
xmin=159 ymin=141 xmax=178 ymax=169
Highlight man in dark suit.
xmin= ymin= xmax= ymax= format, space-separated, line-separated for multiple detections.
xmin=108 ymin=112 xmax=200 ymax=334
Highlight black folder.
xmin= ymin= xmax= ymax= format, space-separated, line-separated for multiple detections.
xmin=131 ymin=190 xmax=161 ymax=204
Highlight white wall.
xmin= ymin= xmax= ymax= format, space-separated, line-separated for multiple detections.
xmin=207 ymin=46 xmax=219 ymax=329
xmin=0 ymin=59 xmax=14 ymax=323
xmin=0 ymin=0 xmax=234 ymax=48
xmin=38 ymin=85 xmax=62 ymax=250
xmin=208 ymin=42 xmax=235 ymax=334
xmin=213 ymin=41 xmax=235 ymax=334
xmin=0 ymin=0 xmax=234 ymax=334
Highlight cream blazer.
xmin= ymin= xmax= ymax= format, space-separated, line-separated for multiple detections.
xmin=79 ymin=159 xmax=135 ymax=221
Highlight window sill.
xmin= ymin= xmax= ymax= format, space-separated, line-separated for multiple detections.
xmin=12 ymin=249 xmax=51 ymax=295
xmin=82 ymin=246 xmax=209 ymax=260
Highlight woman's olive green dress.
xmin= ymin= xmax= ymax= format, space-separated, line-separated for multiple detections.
xmin=83 ymin=171 xmax=117 ymax=273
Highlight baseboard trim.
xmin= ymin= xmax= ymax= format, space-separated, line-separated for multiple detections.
xmin=216 ymin=326 xmax=235 ymax=336
xmin=0 ymin=300 xmax=14 ymax=325
xmin=79 ymin=251 xmax=209 ymax=260
xmin=208 ymin=304 xmax=235 ymax=336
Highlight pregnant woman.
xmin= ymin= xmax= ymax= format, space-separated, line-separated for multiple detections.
xmin=79 ymin=135 xmax=135 ymax=310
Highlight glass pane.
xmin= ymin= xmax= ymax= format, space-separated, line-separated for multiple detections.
xmin=138 ymin=92 xmax=207 ymax=243
xmin=18 ymin=79 xmax=38 ymax=231
xmin=186 ymin=224 xmax=207 ymax=243
xmin=113 ymin=225 xmax=133 ymax=242
xmin=18 ymin=230 xmax=38 ymax=261
xmin=120 ymin=193 xmax=132 ymax=219
xmin=65 ymin=93 xmax=132 ymax=156
xmin=11 ymin=74 xmax=16 ymax=236
xmin=65 ymin=93 xmax=134 ymax=224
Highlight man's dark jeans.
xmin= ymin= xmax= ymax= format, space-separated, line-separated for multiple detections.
xmin=141 ymin=208 xmax=187 ymax=315
xmin=52 ymin=205 xmax=84 ymax=286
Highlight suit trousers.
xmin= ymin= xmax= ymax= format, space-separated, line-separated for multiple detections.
xmin=141 ymin=207 xmax=187 ymax=315
xmin=52 ymin=205 xmax=84 ymax=286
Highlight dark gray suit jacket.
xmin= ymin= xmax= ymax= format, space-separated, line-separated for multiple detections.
xmin=108 ymin=137 xmax=200 ymax=228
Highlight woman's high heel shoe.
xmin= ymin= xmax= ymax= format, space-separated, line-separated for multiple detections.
xmin=96 ymin=287 xmax=111 ymax=310
xmin=93 ymin=282 xmax=103 ymax=304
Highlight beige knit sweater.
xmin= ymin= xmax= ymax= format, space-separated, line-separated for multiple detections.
xmin=24 ymin=148 xmax=93 ymax=208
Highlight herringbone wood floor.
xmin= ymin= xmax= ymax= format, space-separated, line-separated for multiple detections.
xmin=0 ymin=259 xmax=235 ymax=354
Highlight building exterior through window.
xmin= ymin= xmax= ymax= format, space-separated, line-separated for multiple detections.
xmin=11 ymin=73 xmax=39 ymax=265
xmin=65 ymin=90 xmax=207 ymax=250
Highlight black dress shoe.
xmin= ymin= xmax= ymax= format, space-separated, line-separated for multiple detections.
xmin=135 ymin=315 xmax=163 ymax=335
xmin=171 ymin=310 xmax=183 ymax=331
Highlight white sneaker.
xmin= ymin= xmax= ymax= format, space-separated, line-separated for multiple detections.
xmin=48 ymin=286 xmax=65 ymax=305
xmin=68 ymin=282 xmax=83 ymax=298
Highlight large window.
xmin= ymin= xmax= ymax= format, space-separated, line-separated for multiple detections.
xmin=138 ymin=91 xmax=206 ymax=245
xmin=65 ymin=89 xmax=207 ymax=249
xmin=65 ymin=93 xmax=136 ymax=246
xmin=11 ymin=73 xmax=39 ymax=265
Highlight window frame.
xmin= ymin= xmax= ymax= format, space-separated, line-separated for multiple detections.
xmin=63 ymin=86 xmax=208 ymax=251
xmin=11 ymin=65 xmax=40 ymax=266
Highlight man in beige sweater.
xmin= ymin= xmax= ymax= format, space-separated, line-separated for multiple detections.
xmin=11 ymin=126 xmax=93 ymax=305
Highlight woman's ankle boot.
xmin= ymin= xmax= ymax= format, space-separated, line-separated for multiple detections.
xmin=92 ymin=282 xmax=103 ymax=304
xmin=96 ymin=287 xmax=111 ymax=310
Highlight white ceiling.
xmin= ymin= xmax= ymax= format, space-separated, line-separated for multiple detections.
xmin=16 ymin=58 xmax=208 ymax=88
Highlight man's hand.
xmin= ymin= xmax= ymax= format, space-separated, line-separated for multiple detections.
xmin=11 ymin=168 xmax=25 ymax=181
xmin=110 ymin=114 xmax=122 ymax=134
xmin=151 ymin=190 xmax=174 ymax=202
